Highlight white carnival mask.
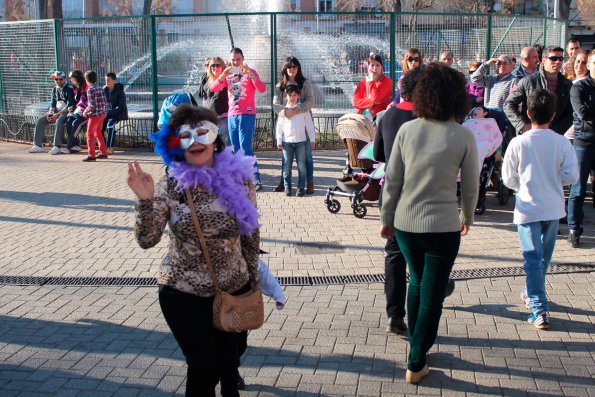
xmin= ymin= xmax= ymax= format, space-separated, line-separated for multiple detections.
xmin=178 ymin=121 xmax=219 ymax=149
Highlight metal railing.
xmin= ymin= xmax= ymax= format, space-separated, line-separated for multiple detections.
xmin=0 ymin=12 xmax=567 ymax=149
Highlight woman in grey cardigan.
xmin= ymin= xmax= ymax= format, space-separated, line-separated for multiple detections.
xmin=272 ymin=56 xmax=315 ymax=194
xmin=380 ymin=63 xmax=479 ymax=384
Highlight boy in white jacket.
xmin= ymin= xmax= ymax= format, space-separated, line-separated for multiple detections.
xmin=502 ymin=89 xmax=578 ymax=330
xmin=275 ymin=84 xmax=315 ymax=197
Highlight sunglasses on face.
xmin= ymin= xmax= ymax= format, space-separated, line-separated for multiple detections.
xmin=547 ymin=56 xmax=564 ymax=62
xmin=407 ymin=56 xmax=420 ymax=62
xmin=55 ymin=78 xmax=65 ymax=81
xmin=468 ymin=70 xmax=476 ymax=74
xmin=210 ymin=64 xmax=222 ymax=68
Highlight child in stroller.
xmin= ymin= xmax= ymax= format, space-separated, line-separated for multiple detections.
xmin=324 ymin=113 xmax=382 ymax=218
xmin=462 ymin=107 xmax=509 ymax=214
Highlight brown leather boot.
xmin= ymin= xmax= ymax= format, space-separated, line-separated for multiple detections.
xmin=306 ymin=182 xmax=314 ymax=195
xmin=273 ymin=179 xmax=284 ymax=192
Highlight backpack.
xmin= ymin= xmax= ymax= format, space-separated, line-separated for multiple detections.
xmin=157 ymin=92 xmax=198 ymax=128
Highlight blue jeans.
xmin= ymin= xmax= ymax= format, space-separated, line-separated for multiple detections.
xmin=229 ymin=114 xmax=260 ymax=182
xmin=102 ymin=117 xmax=118 ymax=148
xmin=282 ymin=141 xmax=307 ymax=189
xmin=567 ymin=145 xmax=595 ymax=234
xmin=278 ymin=137 xmax=314 ymax=185
xmin=517 ymin=220 xmax=559 ymax=317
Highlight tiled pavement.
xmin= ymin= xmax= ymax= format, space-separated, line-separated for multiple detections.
xmin=0 ymin=141 xmax=594 ymax=396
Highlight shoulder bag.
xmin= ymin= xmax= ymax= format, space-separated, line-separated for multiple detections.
xmin=184 ymin=189 xmax=264 ymax=333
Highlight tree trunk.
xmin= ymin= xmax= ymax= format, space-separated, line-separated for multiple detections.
xmin=143 ymin=0 xmax=152 ymax=15
xmin=40 ymin=1 xmax=48 ymax=19
xmin=50 ymin=0 xmax=63 ymax=19
xmin=558 ymin=0 xmax=571 ymax=21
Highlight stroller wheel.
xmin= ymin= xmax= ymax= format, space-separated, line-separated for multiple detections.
xmin=352 ymin=204 xmax=367 ymax=218
xmin=497 ymin=184 xmax=511 ymax=205
xmin=474 ymin=203 xmax=486 ymax=215
xmin=327 ymin=199 xmax=341 ymax=214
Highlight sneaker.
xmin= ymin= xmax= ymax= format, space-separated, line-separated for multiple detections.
xmin=61 ymin=148 xmax=71 ymax=154
xmin=97 ymin=154 xmax=108 ymax=159
xmin=27 ymin=145 xmax=45 ymax=153
xmin=520 ymin=291 xmax=531 ymax=309
xmin=71 ymin=146 xmax=82 ymax=152
xmin=49 ymin=146 xmax=61 ymax=155
xmin=107 ymin=147 xmax=115 ymax=155
xmin=568 ymin=229 xmax=580 ymax=248
xmin=387 ymin=317 xmax=407 ymax=334
xmin=527 ymin=312 xmax=550 ymax=330
xmin=284 ymin=189 xmax=291 ymax=197
xmin=296 ymin=188 xmax=305 ymax=197
xmin=254 ymin=182 xmax=262 ymax=191
xmin=82 ymin=157 xmax=96 ymax=162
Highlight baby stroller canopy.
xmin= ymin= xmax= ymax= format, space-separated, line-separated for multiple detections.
xmin=335 ymin=113 xmax=376 ymax=142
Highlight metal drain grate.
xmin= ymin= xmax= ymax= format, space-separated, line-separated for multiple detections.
xmin=43 ymin=277 xmax=157 ymax=287
xmin=0 ymin=263 xmax=592 ymax=287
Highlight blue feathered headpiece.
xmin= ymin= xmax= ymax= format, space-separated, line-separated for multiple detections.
xmin=149 ymin=123 xmax=186 ymax=167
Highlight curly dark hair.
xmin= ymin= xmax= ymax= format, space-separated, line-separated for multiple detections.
xmin=412 ymin=63 xmax=469 ymax=121
xmin=400 ymin=66 xmax=422 ymax=101
xmin=169 ymin=104 xmax=225 ymax=153
xmin=68 ymin=69 xmax=85 ymax=88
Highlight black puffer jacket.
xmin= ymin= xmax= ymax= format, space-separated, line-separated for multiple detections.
xmin=202 ymin=78 xmax=228 ymax=116
xmin=103 ymin=83 xmax=128 ymax=121
xmin=503 ymin=69 xmax=573 ymax=134
xmin=570 ymin=77 xmax=595 ymax=146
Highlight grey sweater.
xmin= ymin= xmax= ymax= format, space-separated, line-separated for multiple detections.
xmin=381 ymin=118 xmax=479 ymax=233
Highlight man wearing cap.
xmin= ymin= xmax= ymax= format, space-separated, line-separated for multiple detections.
xmin=27 ymin=71 xmax=76 ymax=154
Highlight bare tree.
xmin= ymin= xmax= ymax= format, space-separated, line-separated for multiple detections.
xmin=4 ymin=0 xmax=28 ymax=21
xmin=576 ymin=0 xmax=595 ymax=28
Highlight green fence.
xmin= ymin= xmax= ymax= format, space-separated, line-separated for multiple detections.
xmin=0 ymin=12 xmax=566 ymax=149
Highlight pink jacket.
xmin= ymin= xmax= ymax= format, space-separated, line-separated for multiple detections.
xmin=210 ymin=68 xmax=266 ymax=116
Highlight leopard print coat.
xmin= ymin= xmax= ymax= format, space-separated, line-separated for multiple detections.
xmin=134 ymin=174 xmax=260 ymax=297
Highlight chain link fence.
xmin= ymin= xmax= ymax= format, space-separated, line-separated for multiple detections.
xmin=0 ymin=12 xmax=566 ymax=149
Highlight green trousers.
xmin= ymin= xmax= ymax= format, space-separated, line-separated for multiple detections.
xmin=396 ymin=229 xmax=461 ymax=372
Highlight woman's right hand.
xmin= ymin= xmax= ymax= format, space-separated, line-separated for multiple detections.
xmin=127 ymin=161 xmax=154 ymax=200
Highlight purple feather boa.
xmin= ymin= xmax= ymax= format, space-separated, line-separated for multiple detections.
xmin=169 ymin=147 xmax=260 ymax=236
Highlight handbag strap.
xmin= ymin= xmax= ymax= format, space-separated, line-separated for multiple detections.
xmin=184 ymin=188 xmax=221 ymax=292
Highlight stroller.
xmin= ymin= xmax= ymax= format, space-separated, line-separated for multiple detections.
xmin=461 ymin=117 xmax=509 ymax=214
xmin=324 ymin=114 xmax=383 ymax=218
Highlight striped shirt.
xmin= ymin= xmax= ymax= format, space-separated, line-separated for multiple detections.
xmin=471 ymin=62 xmax=516 ymax=109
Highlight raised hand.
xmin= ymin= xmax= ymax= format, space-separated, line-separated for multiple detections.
xmin=127 ymin=161 xmax=154 ymax=200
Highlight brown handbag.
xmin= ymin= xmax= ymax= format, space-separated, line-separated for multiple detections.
xmin=184 ymin=189 xmax=264 ymax=333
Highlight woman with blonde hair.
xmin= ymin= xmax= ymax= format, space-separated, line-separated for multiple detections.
xmin=202 ymin=56 xmax=230 ymax=145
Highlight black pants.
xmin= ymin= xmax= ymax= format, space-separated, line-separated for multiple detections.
xmin=385 ymin=237 xmax=407 ymax=319
xmin=159 ymin=286 xmax=244 ymax=397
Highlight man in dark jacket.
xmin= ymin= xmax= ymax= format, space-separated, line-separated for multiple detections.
xmin=28 ymin=71 xmax=76 ymax=154
xmin=103 ymin=72 xmax=128 ymax=154
xmin=567 ymin=49 xmax=595 ymax=248
xmin=503 ymin=46 xmax=573 ymax=135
